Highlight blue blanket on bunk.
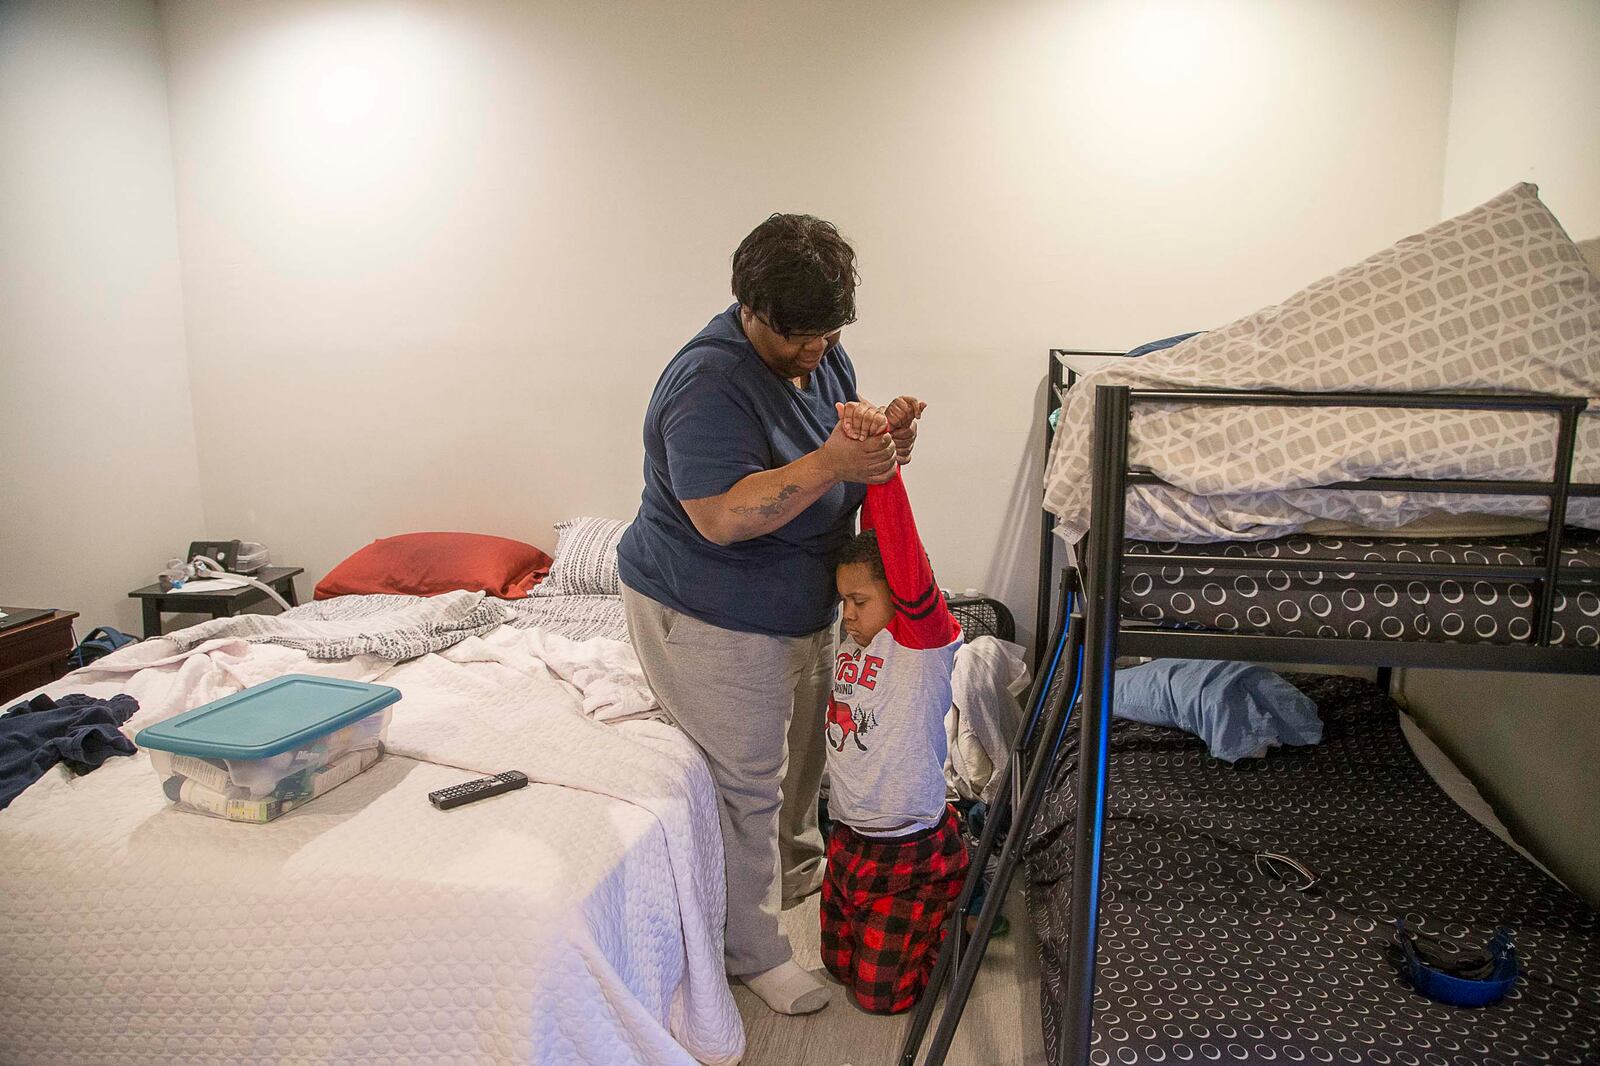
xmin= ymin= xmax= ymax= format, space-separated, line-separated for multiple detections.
xmin=1114 ymin=658 xmax=1321 ymax=761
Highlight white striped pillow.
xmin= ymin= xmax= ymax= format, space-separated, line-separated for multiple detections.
xmin=531 ymin=518 xmax=631 ymax=597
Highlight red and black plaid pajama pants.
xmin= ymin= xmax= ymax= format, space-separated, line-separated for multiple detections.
xmin=819 ymin=805 xmax=969 ymax=1014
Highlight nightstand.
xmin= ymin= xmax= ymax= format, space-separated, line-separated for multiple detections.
xmin=127 ymin=566 xmax=303 ymax=638
xmin=0 ymin=608 xmax=80 ymax=705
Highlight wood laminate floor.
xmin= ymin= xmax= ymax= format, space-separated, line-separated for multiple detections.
xmin=730 ymin=889 xmax=1045 ymax=1066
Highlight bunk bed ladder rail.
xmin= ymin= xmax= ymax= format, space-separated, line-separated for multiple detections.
xmin=1538 ymin=404 xmax=1582 ymax=644
xmin=898 ymin=572 xmax=1085 ymax=1066
xmin=1057 ymin=384 xmax=1133 ymax=1066
xmin=1035 ymin=348 xmax=1073 ymax=672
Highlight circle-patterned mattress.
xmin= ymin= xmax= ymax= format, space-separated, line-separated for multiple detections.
xmin=1024 ymin=674 xmax=1600 ymax=1066
xmin=1120 ymin=529 xmax=1600 ymax=648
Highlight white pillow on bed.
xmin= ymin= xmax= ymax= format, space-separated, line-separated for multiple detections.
xmin=531 ymin=517 xmax=630 ymax=597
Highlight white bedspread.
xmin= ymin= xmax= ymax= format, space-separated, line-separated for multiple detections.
xmin=0 ymin=623 xmax=743 ymax=1065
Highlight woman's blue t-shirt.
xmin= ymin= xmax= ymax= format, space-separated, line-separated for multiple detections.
xmin=617 ymin=305 xmax=865 ymax=637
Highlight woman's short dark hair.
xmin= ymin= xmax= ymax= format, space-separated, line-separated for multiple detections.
xmin=731 ymin=214 xmax=858 ymax=337
xmin=834 ymin=529 xmax=885 ymax=581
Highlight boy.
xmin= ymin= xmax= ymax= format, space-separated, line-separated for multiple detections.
xmin=820 ymin=399 xmax=968 ymax=1014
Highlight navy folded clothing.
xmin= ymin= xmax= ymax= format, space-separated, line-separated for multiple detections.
xmin=1113 ymin=659 xmax=1321 ymax=762
xmin=1 ymin=693 xmax=139 ymax=810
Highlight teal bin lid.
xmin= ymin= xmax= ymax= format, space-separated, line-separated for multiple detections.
xmin=135 ymin=675 xmax=401 ymax=760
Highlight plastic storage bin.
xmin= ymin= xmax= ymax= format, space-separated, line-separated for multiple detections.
xmin=135 ymin=674 xmax=400 ymax=823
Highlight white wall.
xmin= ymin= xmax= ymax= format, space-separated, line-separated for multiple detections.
xmin=1441 ymin=0 xmax=1600 ymax=239
xmin=0 ymin=0 xmax=205 ymax=635
xmin=8 ymin=0 xmax=1592 ymax=917
xmin=1403 ymin=671 xmax=1600 ymax=903
xmin=156 ymin=0 xmax=1458 ymax=643
xmin=1401 ymin=0 xmax=1600 ymax=908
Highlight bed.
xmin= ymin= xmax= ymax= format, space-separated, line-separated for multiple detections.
xmin=1024 ymin=672 xmax=1600 ymax=1065
xmin=902 ymin=184 xmax=1600 ymax=1066
xmin=0 ymin=587 xmax=743 ymax=1066
xmin=998 ymin=368 xmax=1600 ymax=1066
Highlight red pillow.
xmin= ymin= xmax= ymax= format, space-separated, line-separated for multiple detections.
xmin=314 ymin=532 xmax=553 ymax=601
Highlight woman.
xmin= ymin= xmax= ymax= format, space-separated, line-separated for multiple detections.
xmin=618 ymin=213 xmax=921 ymax=1016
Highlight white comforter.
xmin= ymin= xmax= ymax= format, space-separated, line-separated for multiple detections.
xmin=0 ymin=623 xmax=743 ymax=1065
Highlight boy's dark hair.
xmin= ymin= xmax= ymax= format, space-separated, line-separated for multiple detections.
xmin=835 ymin=529 xmax=885 ymax=581
xmin=731 ymin=214 xmax=858 ymax=337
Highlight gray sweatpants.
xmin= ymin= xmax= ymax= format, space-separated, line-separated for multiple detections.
xmin=621 ymin=582 xmax=831 ymax=976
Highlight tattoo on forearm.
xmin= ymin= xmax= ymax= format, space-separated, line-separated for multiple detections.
xmin=731 ymin=483 xmax=802 ymax=519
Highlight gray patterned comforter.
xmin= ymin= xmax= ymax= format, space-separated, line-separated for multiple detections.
xmin=1044 ymin=184 xmax=1600 ymax=543
xmin=204 ymin=590 xmax=632 ymax=659
xmin=503 ymin=594 xmax=629 ymax=642
xmin=171 ymin=590 xmax=509 ymax=659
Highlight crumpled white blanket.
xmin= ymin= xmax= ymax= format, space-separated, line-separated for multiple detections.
xmin=945 ymin=637 xmax=1031 ymax=806
xmin=445 ymin=626 xmax=662 ymax=724
xmin=1 ymin=619 xmax=740 ymax=1066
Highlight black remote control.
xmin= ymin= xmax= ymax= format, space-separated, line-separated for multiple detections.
xmin=428 ymin=770 xmax=530 ymax=810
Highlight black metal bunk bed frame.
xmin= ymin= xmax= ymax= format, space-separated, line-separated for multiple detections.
xmin=900 ymin=349 xmax=1600 ymax=1066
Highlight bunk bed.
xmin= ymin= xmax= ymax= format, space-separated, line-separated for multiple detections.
xmin=902 ymin=363 xmax=1600 ymax=1066
xmin=1033 ymin=365 xmax=1600 ymax=1066
xmin=902 ymin=184 xmax=1600 ymax=1066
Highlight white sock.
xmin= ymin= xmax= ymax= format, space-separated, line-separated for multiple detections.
xmin=741 ymin=959 xmax=832 ymax=1015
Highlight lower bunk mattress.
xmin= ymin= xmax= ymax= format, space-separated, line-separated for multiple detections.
xmin=1120 ymin=528 xmax=1600 ymax=646
xmin=1022 ymin=674 xmax=1600 ymax=1066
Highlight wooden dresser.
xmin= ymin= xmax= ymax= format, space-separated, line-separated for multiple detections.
xmin=0 ymin=609 xmax=80 ymax=705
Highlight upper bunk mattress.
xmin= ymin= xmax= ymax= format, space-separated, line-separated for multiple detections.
xmin=1121 ymin=527 xmax=1600 ymax=646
